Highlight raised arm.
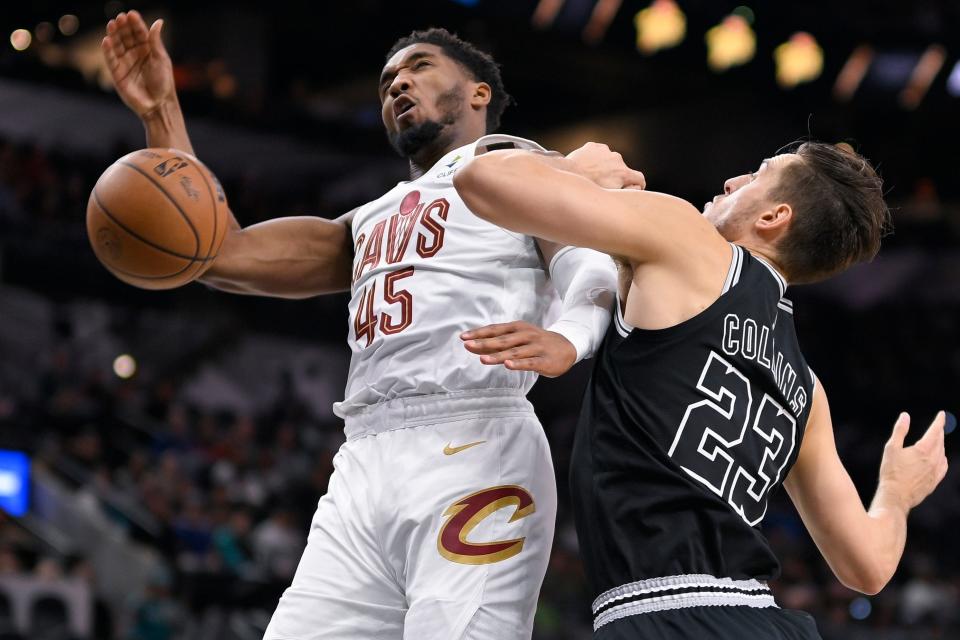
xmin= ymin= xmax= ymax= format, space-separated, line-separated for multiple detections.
xmin=103 ymin=11 xmax=354 ymax=298
xmin=784 ymin=382 xmax=948 ymax=595
xmin=102 ymin=11 xmax=193 ymax=153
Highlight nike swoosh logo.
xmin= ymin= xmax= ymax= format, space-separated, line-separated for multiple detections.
xmin=443 ymin=440 xmax=487 ymax=456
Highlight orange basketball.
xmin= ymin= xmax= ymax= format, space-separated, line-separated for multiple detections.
xmin=86 ymin=148 xmax=230 ymax=290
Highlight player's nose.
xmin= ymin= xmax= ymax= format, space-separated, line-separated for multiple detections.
xmin=388 ymin=74 xmax=412 ymax=99
xmin=723 ymin=174 xmax=748 ymax=194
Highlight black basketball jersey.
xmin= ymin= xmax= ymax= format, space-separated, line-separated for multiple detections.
xmin=571 ymin=244 xmax=815 ymax=620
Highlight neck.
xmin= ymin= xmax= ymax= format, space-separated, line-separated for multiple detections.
xmin=407 ymin=121 xmax=487 ymax=179
xmin=743 ymin=245 xmax=789 ymax=283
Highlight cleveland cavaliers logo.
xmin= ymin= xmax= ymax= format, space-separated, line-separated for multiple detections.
xmin=437 ymin=485 xmax=535 ymax=565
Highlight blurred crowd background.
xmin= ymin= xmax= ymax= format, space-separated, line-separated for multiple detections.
xmin=0 ymin=1 xmax=958 ymax=639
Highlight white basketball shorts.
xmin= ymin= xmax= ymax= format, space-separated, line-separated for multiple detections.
xmin=263 ymin=389 xmax=558 ymax=640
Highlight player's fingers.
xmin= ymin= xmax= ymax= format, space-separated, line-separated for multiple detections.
xmin=464 ymin=333 xmax=529 ymax=355
xmin=116 ymin=14 xmax=139 ymax=51
xmin=101 ymin=38 xmax=123 ymax=72
xmin=479 ymin=345 xmax=539 ymax=364
xmin=503 ymin=357 xmax=547 ymax=373
xmin=129 ymin=11 xmax=151 ymax=45
xmin=128 ymin=10 xmax=146 ymax=27
xmin=463 ymin=333 xmax=526 ymax=354
xmin=917 ymin=411 xmax=946 ymax=451
xmin=886 ymin=412 xmax=910 ymax=449
xmin=626 ymin=170 xmax=646 ymax=190
xmin=461 ymin=321 xmax=524 ymax=340
xmin=148 ymin=19 xmax=166 ymax=54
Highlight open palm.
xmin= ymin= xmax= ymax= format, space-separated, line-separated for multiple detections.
xmin=101 ymin=11 xmax=174 ymax=117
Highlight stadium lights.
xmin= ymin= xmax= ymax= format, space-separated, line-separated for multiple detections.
xmin=706 ymin=14 xmax=755 ymax=71
xmin=58 ymin=14 xmax=79 ymax=36
xmin=833 ymin=45 xmax=873 ymax=101
xmin=113 ymin=354 xmax=137 ymax=379
xmin=583 ymin=0 xmax=622 ymax=45
xmin=849 ymin=596 xmax=872 ymax=620
xmin=532 ymin=0 xmax=565 ymax=29
xmin=774 ymin=32 xmax=823 ymax=88
xmin=34 ymin=22 xmax=54 ymax=43
xmin=9 ymin=29 xmax=31 ymax=51
xmin=948 ymin=60 xmax=960 ymax=97
xmin=633 ymin=0 xmax=686 ymax=55
xmin=0 ymin=451 xmax=29 ymax=517
xmin=900 ymin=45 xmax=945 ymax=110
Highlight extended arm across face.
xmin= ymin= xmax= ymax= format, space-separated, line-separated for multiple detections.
xmin=452 ymin=146 xmax=725 ymax=266
xmin=784 ymin=382 xmax=948 ymax=594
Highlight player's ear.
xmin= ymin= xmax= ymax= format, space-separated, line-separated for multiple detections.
xmin=755 ymin=203 xmax=792 ymax=235
xmin=470 ymin=82 xmax=492 ymax=109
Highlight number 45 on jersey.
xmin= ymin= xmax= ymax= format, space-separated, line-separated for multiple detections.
xmin=352 ymin=192 xmax=449 ymax=347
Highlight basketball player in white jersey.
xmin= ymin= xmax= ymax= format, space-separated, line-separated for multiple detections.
xmin=102 ymin=13 xmax=644 ymax=640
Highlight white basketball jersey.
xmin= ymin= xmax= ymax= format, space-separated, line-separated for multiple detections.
xmin=334 ymin=135 xmax=558 ymax=417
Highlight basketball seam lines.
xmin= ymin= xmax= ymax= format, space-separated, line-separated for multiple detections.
xmin=92 ymin=195 xmax=206 ymax=280
xmin=118 ymin=160 xmax=204 ymax=259
xmin=93 ymin=197 xmax=201 ymax=280
xmin=92 ymin=189 xmax=213 ymax=262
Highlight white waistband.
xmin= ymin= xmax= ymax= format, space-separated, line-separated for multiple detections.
xmin=592 ymin=574 xmax=776 ymax=631
xmin=342 ymin=389 xmax=534 ymax=439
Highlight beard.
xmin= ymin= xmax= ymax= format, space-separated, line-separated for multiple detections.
xmin=387 ymin=87 xmax=464 ymax=159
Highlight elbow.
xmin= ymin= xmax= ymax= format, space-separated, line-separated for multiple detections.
xmin=838 ymin=564 xmax=893 ymax=596
xmin=452 ymin=158 xmax=492 ymax=200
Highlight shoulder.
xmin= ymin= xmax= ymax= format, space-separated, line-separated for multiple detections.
xmin=336 ymin=206 xmax=362 ymax=230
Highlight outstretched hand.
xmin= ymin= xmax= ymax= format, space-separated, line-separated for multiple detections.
xmin=878 ymin=411 xmax=950 ymax=512
xmin=102 ymin=10 xmax=175 ymax=118
xmin=461 ymin=321 xmax=578 ymax=378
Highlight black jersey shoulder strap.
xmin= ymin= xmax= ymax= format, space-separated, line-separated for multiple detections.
xmin=614 ymin=243 xmax=749 ymax=337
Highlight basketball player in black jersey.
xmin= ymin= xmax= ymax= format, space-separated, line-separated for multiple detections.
xmin=454 ymin=141 xmax=949 ymax=638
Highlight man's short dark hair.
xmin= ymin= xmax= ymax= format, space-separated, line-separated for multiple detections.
xmin=387 ymin=28 xmax=511 ymax=133
xmin=772 ymin=141 xmax=890 ymax=284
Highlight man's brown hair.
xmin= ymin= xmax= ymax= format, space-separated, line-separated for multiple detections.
xmin=772 ymin=142 xmax=890 ymax=284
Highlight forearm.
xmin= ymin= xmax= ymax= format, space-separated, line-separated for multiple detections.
xmin=797 ymin=496 xmax=902 ymax=595
xmin=199 ymin=216 xmax=353 ymax=298
xmin=790 ymin=387 xmax=947 ymax=596
xmin=862 ymin=484 xmax=909 ymax=583
xmin=547 ymin=246 xmax=617 ymax=362
xmin=142 ymin=95 xmax=195 ymax=155
xmin=456 ymin=151 xmax=699 ymax=262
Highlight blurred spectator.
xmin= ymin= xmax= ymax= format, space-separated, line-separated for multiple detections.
xmin=250 ymin=508 xmax=304 ymax=583
xmin=125 ymin=566 xmax=184 ymax=640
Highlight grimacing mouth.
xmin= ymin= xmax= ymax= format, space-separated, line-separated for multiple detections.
xmin=392 ymin=95 xmax=416 ymax=119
